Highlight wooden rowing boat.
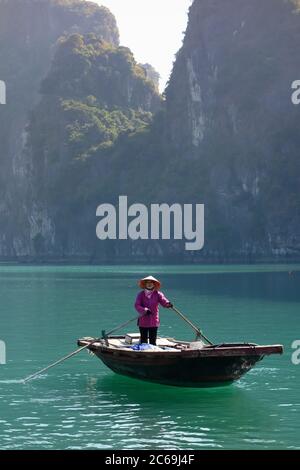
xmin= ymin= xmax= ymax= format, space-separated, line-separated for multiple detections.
xmin=78 ymin=334 xmax=283 ymax=388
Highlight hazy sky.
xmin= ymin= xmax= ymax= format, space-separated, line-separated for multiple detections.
xmin=95 ymin=0 xmax=192 ymax=91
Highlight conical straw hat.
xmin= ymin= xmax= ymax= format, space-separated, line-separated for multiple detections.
xmin=139 ymin=276 xmax=161 ymax=290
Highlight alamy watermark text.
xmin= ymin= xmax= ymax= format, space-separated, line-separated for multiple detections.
xmin=0 ymin=340 xmax=6 ymax=365
xmin=291 ymin=340 xmax=300 ymax=365
xmin=0 ymin=80 xmax=6 ymax=104
xmin=96 ymin=196 xmax=205 ymax=251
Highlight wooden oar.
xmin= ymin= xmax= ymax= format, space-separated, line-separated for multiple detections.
xmin=171 ymin=306 xmax=213 ymax=345
xmin=23 ymin=305 xmax=212 ymax=382
xmin=22 ymin=315 xmax=139 ymax=383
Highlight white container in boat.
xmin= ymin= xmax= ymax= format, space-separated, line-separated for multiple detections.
xmin=125 ymin=333 xmax=140 ymax=344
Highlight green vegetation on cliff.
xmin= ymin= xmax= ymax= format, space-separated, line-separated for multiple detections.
xmin=28 ymin=33 xmax=160 ymax=166
xmin=1 ymin=0 xmax=300 ymax=262
xmin=25 ymin=31 xmax=161 ymax=243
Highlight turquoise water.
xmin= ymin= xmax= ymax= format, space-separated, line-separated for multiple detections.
xmin=0 ymin=264 xmax=299 ymax=450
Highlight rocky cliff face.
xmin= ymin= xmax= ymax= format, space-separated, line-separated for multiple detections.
xmin=161 ymin=0 xmax=300 ymax=261
xmin=0 ymin=0 xmax=159 ymax=259
xmin=1 ymin=0 xmax=300 ymax=262
xmin=0 ymin=0 xmax=119 ymax=258
xmin=24 ymin=33 xmax=161 ymax=259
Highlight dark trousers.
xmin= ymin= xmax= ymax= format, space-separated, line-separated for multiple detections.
xmin=139 ymin=327 xmax=158 ymax=346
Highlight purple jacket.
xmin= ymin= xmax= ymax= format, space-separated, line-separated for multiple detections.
xmin=135 ymin=290 xmax=171 ymax=328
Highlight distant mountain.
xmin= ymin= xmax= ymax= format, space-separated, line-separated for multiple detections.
xmin=0 ymin=0 xmax=160 ymax=260
xmin=1 ymin=0 xmax=300 ymax=263
xmin=160 ymin=0 xmax=300 ymax=261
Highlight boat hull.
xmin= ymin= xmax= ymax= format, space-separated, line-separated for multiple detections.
xmin=94 ymin=350 xmax=263 ymax=387
xmin=78 ymin=339 xmax=283 ymax=388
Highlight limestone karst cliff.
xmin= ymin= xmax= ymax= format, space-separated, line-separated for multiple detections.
xmin=1 ymin=0 xmax=300 ymax=262
xmin=0 ymin=0 xmax=160 ymax=260
xmin=161 ymin=0 xmax=300 ymax=260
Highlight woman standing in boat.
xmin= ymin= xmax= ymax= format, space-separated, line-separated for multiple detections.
xmin=135 ymin=276 xmax=173 ymax=346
